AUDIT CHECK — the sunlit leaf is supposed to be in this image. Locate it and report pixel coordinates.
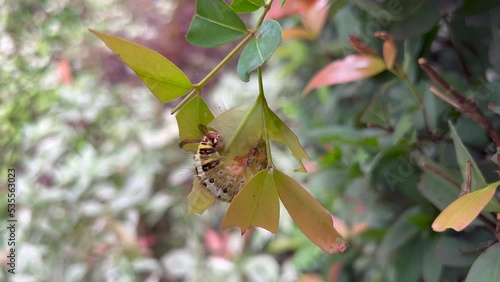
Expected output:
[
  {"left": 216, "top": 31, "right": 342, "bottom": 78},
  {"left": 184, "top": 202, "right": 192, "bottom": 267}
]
[
  {"left": 90, "top": 29, "right": 192, "bottom": 103},
  {"left": 465, "top": 242, "right": 500, "bottom": 282},
  {"left": 273, "top": 169, "right": 347, "bottom": 254},
  {"left": 186, "top": 0, "right": 248, "bottom": 47},
  {"left": 176, "top": 96, "right": 214, "bottom": 152},
  {"left": 449, "top": 121, "right": 500, "bottom": 210},
  {"left": 188, "top": 178, "right": 215, "bottom": 214},
  {"left": 237, "top": 20, "right": 282, "bottom": 82},
  {"left": 375, "top": 31, "right": 397, "bottom": 69},
  {"left": 303, "top": 55, "right": 386, "bottom": 95},
  {"left": 209, "top": 104, "right": 264, "bottom": 158},
  {"left": 231, "top": 0, "right": 265, "bottom": 13},
  {"left": 222, "top": 170, "right": 279, "bottom": 233},
  {"left": 432, "top": 181, "right": 500, "bottom": 232},
  {"left": 264, "top": 107, "right": 310, "bottom": 172}
]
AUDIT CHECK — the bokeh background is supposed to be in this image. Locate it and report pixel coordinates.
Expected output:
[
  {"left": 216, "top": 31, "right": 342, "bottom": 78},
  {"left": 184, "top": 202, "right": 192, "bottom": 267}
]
[{"left": 2, "top": 0, "right": 500, "bottom": 281}]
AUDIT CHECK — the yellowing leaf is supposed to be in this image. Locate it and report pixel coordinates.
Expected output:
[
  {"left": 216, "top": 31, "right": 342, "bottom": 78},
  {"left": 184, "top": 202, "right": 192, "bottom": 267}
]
[
  {"left": 188, "top": 178, "right": 215, "bottom": 214},
  {"left": 449, "top": 121, "right": 500, "bottom": 211},
  {"left": 90, "top": 29, "right": 192, "bottom": 103},
  {"left": 176, "top": 96, "right": 214, "bottom": 152},
  {"left": 432, "top": 181, "right": 500, "bottom": 232},
  {"left": 264, "top": 108, "right": 310, "bottom": 172},
  {"left": 303, "top": 55, "right": 386, "bottom": 95},
  {"left": 273, "top": 170, "right": 347, "bottom": 254},
  {"left": 222, "top": 170, "right": 279, "bottom": 233}
]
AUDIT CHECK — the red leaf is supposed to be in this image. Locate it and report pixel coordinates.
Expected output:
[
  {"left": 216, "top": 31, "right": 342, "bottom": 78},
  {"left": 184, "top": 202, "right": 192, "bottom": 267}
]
[{"left": 304, "top": 55, "right": 386, "bottom": 95}]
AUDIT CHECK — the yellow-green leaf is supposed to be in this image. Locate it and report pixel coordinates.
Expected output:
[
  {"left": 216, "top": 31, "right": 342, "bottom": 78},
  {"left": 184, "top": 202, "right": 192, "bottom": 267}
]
[
  {"left": 176, "top": 96, "right": 214, "bottom": 152},
  {"left": 222, "top": 170, "right": 279, "bottom": 233},
  {"left": 209, "top": 104, "right": 264, "bottom": 158},
  {"left": 432, "top": 181, "right": 500, "bottom": 232},
  {"left": 273, "top": 170, "right": 347, "bottom": 254},
  {"left": 90, "top": 29, "right": 192, "bottom": 103},
  {"left": 188, "top": 178, "right": 215, "bottom": 214},
  {"left": 449, "top": 121, "right": 500, "bottom": 211},
  {"left": 264, "top": 107, "right": 310, "bottom": 172}
]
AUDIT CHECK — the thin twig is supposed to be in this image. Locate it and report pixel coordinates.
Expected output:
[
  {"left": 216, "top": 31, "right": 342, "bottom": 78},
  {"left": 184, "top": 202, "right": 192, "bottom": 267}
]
[
  {"left": 459, "top": 161, "right": 472, "bottom": 197},
  {"left": 420, "top": 161, "right": 461, "bottom": 188},
  {"left": 418, "top": 58, "right": 500, "bottom": 147}
]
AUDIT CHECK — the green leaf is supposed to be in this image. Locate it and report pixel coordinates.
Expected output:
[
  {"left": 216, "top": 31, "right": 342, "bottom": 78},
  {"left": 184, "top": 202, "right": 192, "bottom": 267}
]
[
  {"left": 188, "top": 178, "right": 215, "bottom": 214},
  {"left": 222, "top": 170, "right": 279, "bottom": 233},
  {"left": 392, "top": 114, "right": 413, "bottom": 144},
  {"left": 264, "top": 107, "right": 310, "bottom": 172},
  {"left": 186, "top": 0, "right": 248, "bottom": 47},
  {"left": 377, "top": 207, "right": 420, "bottom": 261},
  {"left": 432, "top": 181, "right": 500, "bottom": 232},
  {"left": 449, "top": 121, "right": 500, "bottom": 211},
  {"left": 90, "top": 29, "right": 192, "bottom": 103},
  {"left": 418, "top": 170, "right": 461, "bottom": 211},
  {"left": 175, "top": 96, "right": 214, "bottom": 152},
  {"left": 422, "top": 237, "right": 442, "bottom": 282},
  {"left": 273, "top": 169, "right": 347, "bottom": 254},
  {"left": 209, "top": 95, "right": 309, "bottom": 171},
  {"left": 281, "top": 0, "right": 287, "bottom": 7},
  {"left": 465, "top": 243, "right": 500, "bottom": 282},
  {"left": 237, "top": 20, "right": 282, "bottom": 82},
  {"left": 231, "top": 0, "right": 265, "bottom": 13},
  {"left": 209, "top": 104, "right": 264, "bottom": 158}
]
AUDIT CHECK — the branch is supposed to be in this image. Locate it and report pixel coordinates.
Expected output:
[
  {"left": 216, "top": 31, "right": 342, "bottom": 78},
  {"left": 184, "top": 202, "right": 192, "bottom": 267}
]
[{"left": 418, "top": 58, "right": 500, "bottom": 148}]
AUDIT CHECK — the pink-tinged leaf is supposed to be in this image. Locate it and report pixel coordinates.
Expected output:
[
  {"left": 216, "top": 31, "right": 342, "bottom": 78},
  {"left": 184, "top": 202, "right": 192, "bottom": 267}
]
[
  {"left": 273, "top": 169, "right": 347, "bottom": 254},
  {"left": 304, "top": 55, "right": 386, "bottom": 95},
  {"left": 432, "top": 181, "right": 500, "bottom": 232},
  {"left": 222, "top": 170, "right": 280, "bottom": 234},
  {"left": 348, "top": 35, "right": 376, "bottom": 56}
]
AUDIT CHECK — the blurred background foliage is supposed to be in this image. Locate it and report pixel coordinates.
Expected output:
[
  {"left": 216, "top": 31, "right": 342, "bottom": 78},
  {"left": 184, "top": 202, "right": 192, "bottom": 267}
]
[{"left": 1, "top": 0, "right": 500, "bottom": 281}]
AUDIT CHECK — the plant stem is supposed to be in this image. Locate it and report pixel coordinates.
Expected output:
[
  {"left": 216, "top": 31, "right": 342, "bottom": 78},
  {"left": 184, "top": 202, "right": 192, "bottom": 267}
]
[
  {"left": 197, "top": 33, "right": 254, "bottom": 88},
  {"left": 392, "top": 66, "right": 431, "bottom": 134},
  {"left": 257, "top": 67, "right": 273, "bottom": 168},
  {"left": 419, "top": 58, "right": 500, "bottom": 147},
  {"left": 171, "top": 33, "right": 254, "bottom": 114},
  {"left": 171, "top": 88, "right": 198, "bottom": 114},
  {"left": 255, "top": 0, "right": 274, "bottom": 28}
]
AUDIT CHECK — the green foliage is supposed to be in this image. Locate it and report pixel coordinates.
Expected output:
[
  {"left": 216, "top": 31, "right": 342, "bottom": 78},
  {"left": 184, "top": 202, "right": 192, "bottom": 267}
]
[
  {"left": 186, "top": 0, "right": 248, "bottom": 47},
  {"left": 231, "top": 0, "right": 265, "bottom": 13},
  {"left": 237, "top": 20, "right": 282, "bottom": 82},
  {"left": 5, "top": 0, "right": 500, "bottom": 281}
]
